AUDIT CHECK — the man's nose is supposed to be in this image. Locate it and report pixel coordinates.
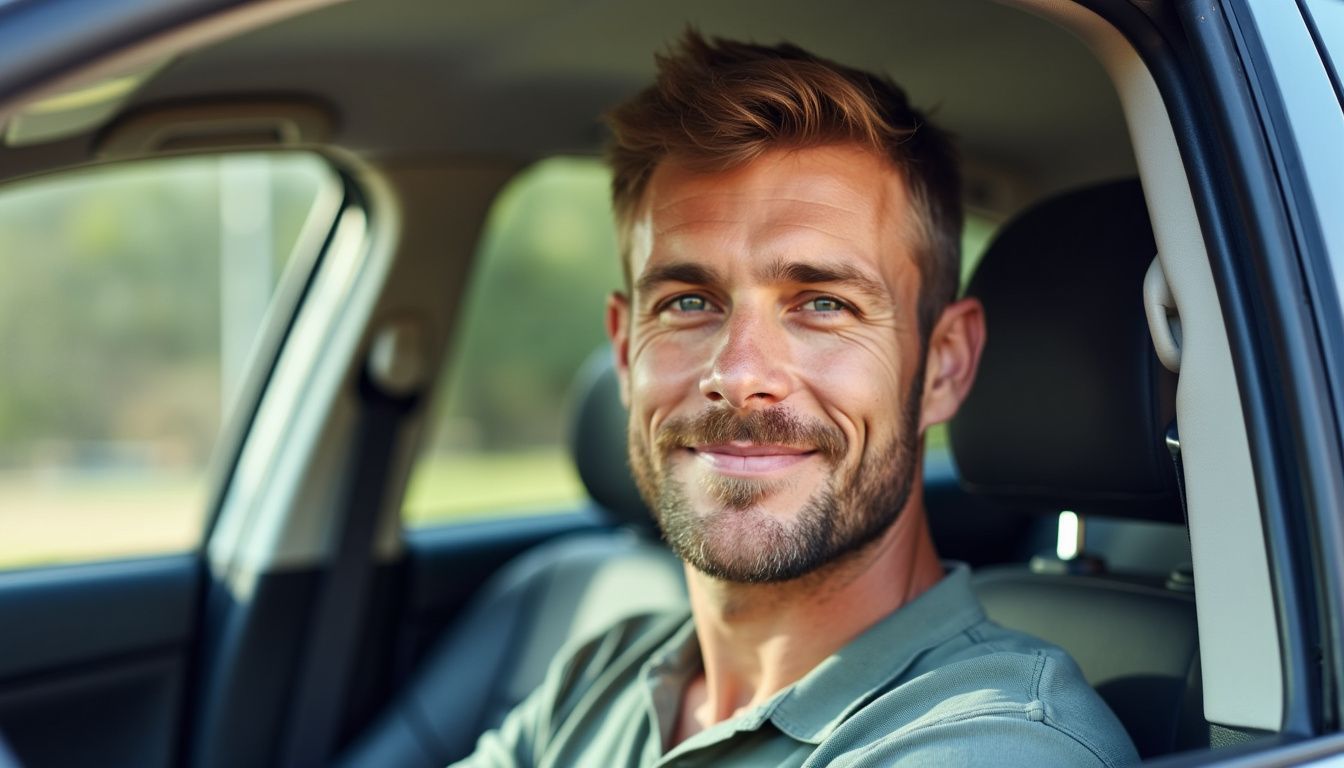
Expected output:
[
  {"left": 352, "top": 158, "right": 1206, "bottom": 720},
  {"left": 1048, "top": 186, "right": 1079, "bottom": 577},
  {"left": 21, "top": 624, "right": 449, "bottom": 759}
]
[{"left": 698, "top": 311, "right": 792, "bottom": 409}]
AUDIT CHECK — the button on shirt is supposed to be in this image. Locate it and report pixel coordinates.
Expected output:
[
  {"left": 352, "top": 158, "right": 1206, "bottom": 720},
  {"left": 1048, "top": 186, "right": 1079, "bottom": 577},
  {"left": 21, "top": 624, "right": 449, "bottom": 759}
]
[{"left": 454, "top": 564, "right": 1139, "bottom": 767}]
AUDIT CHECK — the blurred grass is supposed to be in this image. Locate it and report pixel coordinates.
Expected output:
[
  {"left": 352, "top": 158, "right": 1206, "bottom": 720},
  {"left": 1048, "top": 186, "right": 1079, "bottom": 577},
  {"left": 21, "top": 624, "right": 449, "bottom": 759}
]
[
  {"left": 403, "top": 427, "right": 955, "bottom": 527},
  {"left": 0, "top": 470, "right": 204, "bottom": 569},
  {"left": 926, "top": 423, "right": 949, "bottom": 451},
  {"left": 0, "top": 450, "right": 584, "bottom": 570},
  {"left": 1, "top": 435, "right": 960, "bottom": 570},
  {"left": 400, "top": 448, "right": 585, "bottom": 527}
]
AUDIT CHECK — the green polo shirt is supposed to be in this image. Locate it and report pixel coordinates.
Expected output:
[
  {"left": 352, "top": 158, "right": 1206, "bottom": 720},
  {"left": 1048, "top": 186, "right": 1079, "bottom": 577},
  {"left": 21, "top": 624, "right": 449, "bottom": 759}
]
[{"left": 453, "top": 564, "right": 1139, "bottom": 767}]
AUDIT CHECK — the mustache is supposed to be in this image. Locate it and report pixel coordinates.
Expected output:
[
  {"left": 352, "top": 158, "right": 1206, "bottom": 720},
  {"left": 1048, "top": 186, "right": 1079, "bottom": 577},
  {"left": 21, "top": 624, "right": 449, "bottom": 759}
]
[{"left": 654, "top": 408, "right": 846, "bottom": 463}]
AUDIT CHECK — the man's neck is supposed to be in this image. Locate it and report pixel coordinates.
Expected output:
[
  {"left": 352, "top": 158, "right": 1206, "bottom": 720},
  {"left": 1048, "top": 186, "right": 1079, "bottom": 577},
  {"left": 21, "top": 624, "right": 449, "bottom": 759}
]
[{"left": 673, "top": 497, "right": 944, "bottom": 742}]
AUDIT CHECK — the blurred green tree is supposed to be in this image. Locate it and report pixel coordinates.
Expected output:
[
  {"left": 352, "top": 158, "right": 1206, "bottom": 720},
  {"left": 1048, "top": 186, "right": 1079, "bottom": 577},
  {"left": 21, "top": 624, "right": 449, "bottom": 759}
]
[
  {"left": 0, "top": 154, "right": 327, "bottom": 469},
  {"left": 434, "top": 158, "right": 623, "bottom": 452}
]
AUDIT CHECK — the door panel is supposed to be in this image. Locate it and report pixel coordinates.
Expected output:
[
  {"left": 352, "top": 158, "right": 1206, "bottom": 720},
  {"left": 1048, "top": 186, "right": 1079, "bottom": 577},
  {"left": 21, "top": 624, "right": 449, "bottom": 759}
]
[
  {"left": 397, "top": 510, "right": 608, "bottom": 671},
  {"left": 188, "top": 567, "right": 322, "bottom": 768},
  {"left": 0, "top": 554, "right": 199, "bottom": 768}
]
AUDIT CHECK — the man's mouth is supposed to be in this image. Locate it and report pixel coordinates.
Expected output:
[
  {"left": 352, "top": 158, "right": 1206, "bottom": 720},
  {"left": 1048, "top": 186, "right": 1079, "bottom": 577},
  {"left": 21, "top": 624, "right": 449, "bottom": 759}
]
[{"left": 690, "top": 443, "right": 817, "bottom": 476}]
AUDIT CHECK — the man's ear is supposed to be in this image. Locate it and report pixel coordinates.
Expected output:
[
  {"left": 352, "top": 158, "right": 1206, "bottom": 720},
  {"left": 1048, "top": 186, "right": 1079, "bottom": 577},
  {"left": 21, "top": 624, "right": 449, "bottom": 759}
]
[
  {"left": 606, "top": 292, "right": 632, "bottom": 406},
  {"left": 919, "top": 297, "right": 986, "bottom": 432}
]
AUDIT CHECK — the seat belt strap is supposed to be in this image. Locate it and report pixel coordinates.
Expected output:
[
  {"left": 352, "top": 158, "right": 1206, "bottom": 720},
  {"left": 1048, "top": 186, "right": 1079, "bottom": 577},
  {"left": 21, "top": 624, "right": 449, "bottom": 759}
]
[
  {"left": 1165, "top": 420, "right": 1195, "bottom": 558},
  {"left": 279, "top": 379, "right": 411, "bottom": 768}
]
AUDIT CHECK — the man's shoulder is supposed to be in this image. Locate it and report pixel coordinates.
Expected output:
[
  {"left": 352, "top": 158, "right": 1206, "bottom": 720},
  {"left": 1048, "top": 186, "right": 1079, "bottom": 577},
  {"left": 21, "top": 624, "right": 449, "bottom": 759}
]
[
  {"left": 922, "top": 614, "right": 1087, "bottom": 687},
  {"left": 823, "top": 620, "right": 1139, "bottom": 767},
  {"left": 898, "top": 627, "right": 1119, "bottom": 738}
]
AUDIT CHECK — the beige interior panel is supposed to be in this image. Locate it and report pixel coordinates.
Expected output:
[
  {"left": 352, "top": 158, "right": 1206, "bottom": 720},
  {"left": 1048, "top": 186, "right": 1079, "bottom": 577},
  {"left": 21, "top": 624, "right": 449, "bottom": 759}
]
[{"left": 997, "top": 0, "right": 1283, "bottom": 732}]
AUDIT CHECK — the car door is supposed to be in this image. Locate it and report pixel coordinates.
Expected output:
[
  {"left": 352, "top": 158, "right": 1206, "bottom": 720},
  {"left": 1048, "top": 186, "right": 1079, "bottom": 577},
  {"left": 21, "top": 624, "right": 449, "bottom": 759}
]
[
  {"left": 0, "top": 148, "right": 343, "bottom": 767},
  {"left": 1148, "top": 0, "right": 1344, "bottom": 764}
]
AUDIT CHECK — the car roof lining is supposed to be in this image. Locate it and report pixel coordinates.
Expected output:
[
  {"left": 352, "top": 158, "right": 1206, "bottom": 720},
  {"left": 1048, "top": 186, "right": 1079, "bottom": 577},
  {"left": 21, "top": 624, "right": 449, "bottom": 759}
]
[{"left": 0, "top": 0, "right": 1134, "bottom": 219}]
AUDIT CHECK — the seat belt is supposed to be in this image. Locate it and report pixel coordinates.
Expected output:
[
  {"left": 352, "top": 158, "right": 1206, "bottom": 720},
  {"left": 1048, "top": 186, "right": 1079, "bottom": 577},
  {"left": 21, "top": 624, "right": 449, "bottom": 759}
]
[
  {"left": 279, "top": 336, "right": 420, "bottom": 768},
  {"left": 1164, "top": 419, "right": 1198, "bottom": 593},
  {"left": 1165, "top": 420, "right": 1189, "bottom": 525}
]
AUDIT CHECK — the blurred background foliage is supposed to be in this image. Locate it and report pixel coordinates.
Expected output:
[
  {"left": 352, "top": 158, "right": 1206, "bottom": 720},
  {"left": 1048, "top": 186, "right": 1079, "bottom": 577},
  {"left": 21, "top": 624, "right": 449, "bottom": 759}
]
[
  {"left": 0, "top": 153, "right": 330, "bottom": 566},
  {"left": 432, "top": 158, "right": 624, "bottom": 454},
  {"left": 0, "top": 155, "right": 324, "bottom": 469}
]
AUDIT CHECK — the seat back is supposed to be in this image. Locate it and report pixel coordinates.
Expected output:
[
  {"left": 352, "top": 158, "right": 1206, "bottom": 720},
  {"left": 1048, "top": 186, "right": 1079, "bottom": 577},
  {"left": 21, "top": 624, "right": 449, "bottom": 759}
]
[
  {"left": 974, "top": 570, "right": 1201, "bottom": 758},
  {"left": 950, "top": 179, "right": 1205, "bottom": 758}
]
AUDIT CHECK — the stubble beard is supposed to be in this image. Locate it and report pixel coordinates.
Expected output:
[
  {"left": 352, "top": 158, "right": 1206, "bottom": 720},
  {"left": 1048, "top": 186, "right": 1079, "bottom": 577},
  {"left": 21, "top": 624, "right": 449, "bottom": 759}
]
[{"left": 629, "top": 377, "right": 924, "bottom": 584}]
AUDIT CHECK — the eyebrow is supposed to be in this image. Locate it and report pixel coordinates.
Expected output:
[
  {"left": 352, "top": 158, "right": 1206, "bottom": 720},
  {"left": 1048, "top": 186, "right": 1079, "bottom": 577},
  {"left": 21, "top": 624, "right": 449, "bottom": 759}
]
[
  {"left": 633, "top": 258, "right": 891, "bottom": 305},
  {"left": 635, "top": 262, "right": 724, "bottom": 298},
  {"left": 758, "top": 259, "right": 890, "bottom": 303}
]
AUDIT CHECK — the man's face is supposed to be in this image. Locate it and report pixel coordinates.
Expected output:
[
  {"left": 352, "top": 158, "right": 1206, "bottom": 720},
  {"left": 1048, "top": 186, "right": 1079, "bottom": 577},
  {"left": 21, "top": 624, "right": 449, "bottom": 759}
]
[{"left": 610, "top": 145, "right": 930, "bottom": 583}]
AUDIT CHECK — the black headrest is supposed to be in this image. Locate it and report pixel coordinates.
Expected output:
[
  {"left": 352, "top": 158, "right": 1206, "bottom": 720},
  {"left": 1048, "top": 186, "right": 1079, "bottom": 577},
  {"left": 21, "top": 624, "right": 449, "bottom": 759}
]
[
  {"left": 567, "top": 350, "right": 654, "bottom": 529},
  {"left": 949, "top": 179, "right": 1181, "bottom": 522}
]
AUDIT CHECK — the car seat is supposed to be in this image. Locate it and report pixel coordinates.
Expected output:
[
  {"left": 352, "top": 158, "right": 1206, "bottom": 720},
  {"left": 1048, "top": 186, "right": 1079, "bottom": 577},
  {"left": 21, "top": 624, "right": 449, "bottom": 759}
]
[{"left": 950, "top": 178, "right": 1206, "bottom": 758}]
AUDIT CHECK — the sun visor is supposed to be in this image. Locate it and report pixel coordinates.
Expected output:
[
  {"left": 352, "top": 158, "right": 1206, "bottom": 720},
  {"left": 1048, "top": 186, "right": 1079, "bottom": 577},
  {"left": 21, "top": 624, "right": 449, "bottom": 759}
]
[
  {"left": 97, "top": 100, "right": 334, "bottom": 159},
  {"left": 0, "top": 0, "right": 348, "bottom": 149},
  {"left": 4, "top": 61, "right": 166, "bottom": 147}
]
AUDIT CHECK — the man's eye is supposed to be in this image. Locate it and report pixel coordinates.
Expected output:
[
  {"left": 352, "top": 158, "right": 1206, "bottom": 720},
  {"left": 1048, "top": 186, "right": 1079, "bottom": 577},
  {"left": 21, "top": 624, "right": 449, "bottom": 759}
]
[
  {"left": 669, "top": 295, "right": 710, "bottom": 312},
  {"left": 801, "top": 296, "right": 848, "bottom": 313}
]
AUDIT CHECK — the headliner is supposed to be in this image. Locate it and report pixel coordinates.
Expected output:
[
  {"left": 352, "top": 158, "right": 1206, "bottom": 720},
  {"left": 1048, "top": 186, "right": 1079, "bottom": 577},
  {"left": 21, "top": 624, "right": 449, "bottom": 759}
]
[{"left": 1, "top": 0, "right": 1135, "bottom": 213}]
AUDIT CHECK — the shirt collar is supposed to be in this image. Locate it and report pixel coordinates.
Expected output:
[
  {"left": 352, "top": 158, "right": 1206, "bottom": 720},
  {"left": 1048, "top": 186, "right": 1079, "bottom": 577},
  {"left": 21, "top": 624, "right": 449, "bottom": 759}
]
[
  {"left": 643, "top": 615, "right": 700, "bottom": 750},
  {"left": 767, "top": 562, "right": 985, "bottom": 744},
  {"left": 640, "top": 562, "right": 986, "bottom": 748}
]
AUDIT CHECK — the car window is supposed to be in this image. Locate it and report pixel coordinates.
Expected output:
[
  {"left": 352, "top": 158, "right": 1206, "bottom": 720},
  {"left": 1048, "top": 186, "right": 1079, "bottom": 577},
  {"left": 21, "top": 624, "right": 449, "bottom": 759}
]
[
  {"left": 0, "top": 152, "right": 338, "bottom": 568},
  {"left": 402, "top": 157, "right": 998, "bottom": 528},
  {"left": 1305, "top": 0, "right": 1344, "bottom": 97},
  {"left": 402, "top": 158, "right": 618, "bottom": 527}
]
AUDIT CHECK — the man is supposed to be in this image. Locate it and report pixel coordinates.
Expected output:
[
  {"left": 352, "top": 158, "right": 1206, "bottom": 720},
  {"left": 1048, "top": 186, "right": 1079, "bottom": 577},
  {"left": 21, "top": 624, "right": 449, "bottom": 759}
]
[{"left": 456, "top": 31, "right": 1138, "bottom": 767}]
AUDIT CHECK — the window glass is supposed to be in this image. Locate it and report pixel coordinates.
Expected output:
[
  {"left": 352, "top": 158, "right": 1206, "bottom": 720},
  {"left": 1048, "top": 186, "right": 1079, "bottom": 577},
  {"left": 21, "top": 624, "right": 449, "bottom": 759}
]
[
  {"left": 403, "top": 157, "right": 999, "bottom": 527},
  {"left": 1305, "top": 0, "right": 1344, "bottom": 98},
  {"left": 404, "top": 158, "right": 619, "bottom": 526},
  {"left": 0, "top": 153, "right": 337, "bottom": 568}
]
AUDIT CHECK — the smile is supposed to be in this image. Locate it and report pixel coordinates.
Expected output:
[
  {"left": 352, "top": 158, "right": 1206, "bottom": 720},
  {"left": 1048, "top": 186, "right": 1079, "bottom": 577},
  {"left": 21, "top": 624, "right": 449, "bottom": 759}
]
[{"left": 691, "top": 443, "right": 817, "bottom": 476}]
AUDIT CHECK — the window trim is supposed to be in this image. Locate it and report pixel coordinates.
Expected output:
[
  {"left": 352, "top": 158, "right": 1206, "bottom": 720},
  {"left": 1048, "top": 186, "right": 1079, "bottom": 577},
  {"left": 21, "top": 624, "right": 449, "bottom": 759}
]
[{"left": 200, "top": 154, "right": 349, "bottom": 543}]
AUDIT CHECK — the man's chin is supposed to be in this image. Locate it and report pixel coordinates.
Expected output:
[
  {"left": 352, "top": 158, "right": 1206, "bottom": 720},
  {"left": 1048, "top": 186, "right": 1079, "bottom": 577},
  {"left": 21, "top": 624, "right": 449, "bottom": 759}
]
[
  {"left": 698, "top": 474, "right": 783, "bottom": 511},
  {"left": 676, "top": 505, "right": 821, "bottom": 583}
]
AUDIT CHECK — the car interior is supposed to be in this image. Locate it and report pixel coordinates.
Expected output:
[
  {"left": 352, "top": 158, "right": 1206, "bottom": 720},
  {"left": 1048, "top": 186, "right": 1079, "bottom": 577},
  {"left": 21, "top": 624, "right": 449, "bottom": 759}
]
[
  {"left": 0, "top": 0, "right": 1316, "bottom": 766},
  {"left": 339, "top": 175, "right": 1204, "bottom": 766}
]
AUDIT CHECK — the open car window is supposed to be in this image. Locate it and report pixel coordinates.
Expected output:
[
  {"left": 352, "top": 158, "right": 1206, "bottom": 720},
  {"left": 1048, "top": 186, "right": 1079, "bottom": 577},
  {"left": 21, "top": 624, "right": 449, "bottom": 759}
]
[
  {"left": 0, "top": 152, "right": 338, "bottom": 568},
  {"left": 401, "top": 158, "right": 621, "bottom": 527}
]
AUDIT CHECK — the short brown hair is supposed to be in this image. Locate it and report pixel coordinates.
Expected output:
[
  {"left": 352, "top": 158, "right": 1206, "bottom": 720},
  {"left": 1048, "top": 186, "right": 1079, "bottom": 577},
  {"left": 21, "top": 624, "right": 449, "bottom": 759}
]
[{"left": 605, "top": 30, "right": 962, "bottom": 338}]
